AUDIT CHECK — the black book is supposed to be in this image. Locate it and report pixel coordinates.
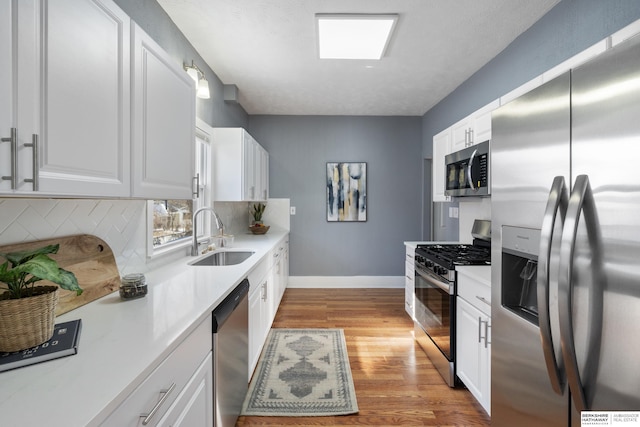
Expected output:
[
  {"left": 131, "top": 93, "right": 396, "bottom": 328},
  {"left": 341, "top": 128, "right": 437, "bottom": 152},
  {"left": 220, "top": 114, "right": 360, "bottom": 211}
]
[{"left": 0, "top": 319, "right": 82, "bottom": 373}]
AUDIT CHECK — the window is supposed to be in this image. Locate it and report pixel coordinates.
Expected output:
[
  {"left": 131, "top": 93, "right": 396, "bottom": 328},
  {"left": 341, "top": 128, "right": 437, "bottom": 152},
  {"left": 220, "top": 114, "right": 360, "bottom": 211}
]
[
  {"left": 152, "top": 199, "right": 193, "bottom": 247},
  {"left": 149, "top": 118, "right": 213, "bottom": 254}
]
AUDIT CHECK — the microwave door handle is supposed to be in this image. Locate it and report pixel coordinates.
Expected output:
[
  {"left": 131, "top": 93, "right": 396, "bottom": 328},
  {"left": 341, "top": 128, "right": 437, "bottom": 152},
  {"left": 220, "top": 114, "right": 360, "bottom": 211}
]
[
  {"left": 558, "top": 174, "right": 604, "bottom": 412},
  {"left": 466, "top": 149, "right": 478, "bottom": 191},
  {"left": 538, "top": 176, "right": 568, "bottom": 395}
]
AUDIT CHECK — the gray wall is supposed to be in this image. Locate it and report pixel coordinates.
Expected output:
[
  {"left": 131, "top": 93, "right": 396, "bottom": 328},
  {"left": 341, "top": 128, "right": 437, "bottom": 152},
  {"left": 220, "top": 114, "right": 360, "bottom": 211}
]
[
  {"left": 114, "top": 0, "right": 248, "bottom": 129},
  {"left": 249, "top": 116, "right": 422, "bottom": 276},
  {"left": 422, "top": 0, "right": 640, "bottom": 158}
]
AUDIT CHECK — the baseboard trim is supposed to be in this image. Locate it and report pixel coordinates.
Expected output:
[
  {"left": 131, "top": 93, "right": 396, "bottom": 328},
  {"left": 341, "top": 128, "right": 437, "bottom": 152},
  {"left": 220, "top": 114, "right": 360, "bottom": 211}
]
[{"left": 287, "top": 276, "right": 404, "bottom": 289}]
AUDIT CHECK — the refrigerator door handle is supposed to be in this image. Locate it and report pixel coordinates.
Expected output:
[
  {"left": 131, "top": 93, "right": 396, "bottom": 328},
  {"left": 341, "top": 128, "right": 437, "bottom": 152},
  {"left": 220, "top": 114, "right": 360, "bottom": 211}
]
[
  {"left": 538, "top": 175, "right": 568, "bottom": 395},
  {"left": 558, "top": 174, "right": 604, "bottom": 412}
]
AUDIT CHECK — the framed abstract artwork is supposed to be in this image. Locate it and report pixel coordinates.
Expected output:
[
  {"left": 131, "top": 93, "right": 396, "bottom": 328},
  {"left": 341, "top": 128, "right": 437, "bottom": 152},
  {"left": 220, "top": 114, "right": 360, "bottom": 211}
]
[{"left": 326, "top": 162, "right": 367, "bottom": 222}]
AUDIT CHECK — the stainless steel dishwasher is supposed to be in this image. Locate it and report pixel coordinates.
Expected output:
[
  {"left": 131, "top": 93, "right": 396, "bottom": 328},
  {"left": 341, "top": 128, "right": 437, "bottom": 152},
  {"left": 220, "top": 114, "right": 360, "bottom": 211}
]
[{"left": 212, "top": 278, "right": 249, "bottom": 427}]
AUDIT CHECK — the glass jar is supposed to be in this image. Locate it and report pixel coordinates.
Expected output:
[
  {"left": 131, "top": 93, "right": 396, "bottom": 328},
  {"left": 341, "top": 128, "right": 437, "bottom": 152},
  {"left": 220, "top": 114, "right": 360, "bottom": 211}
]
[{"left": 119, "top": 273, "right": 148, "bottom": 300}]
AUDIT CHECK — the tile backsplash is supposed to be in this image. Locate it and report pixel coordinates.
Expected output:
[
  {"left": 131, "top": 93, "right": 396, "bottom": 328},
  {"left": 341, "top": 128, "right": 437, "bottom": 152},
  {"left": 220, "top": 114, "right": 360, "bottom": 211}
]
[
  {"left": 0, "top": 198, "right": 148, "bottom": 274},
  {"left": 0, "top": 197, "right": 291, "bottom": 275}
]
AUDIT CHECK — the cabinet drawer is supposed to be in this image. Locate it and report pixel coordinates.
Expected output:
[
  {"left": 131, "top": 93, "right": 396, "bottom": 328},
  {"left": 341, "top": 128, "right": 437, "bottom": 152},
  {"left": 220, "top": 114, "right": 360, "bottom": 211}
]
[
  {"left": 405, "top": 260, "right": 415, "bottom": 279},
  {"left": 405, "top": 246, "right": 415, "bottom": 262},
  {"left": 101, "top": 315, "right": 212, "bottom": 426},
  {"left": 457, "top": 271, "right": 491, "bottom": 315}
]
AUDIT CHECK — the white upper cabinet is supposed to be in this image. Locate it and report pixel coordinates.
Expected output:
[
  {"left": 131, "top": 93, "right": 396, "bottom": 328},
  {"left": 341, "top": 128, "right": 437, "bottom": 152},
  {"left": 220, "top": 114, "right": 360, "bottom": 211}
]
[
  {"left": 1, "top": 0, "right": 131, "bottom": 196},
  {"left": 1, "top": 1, "right": 196, "bottom": 199},
  {"left": 450, "top": 99, "right": 500, "bottom": 153},
  {"left": 131, "top": 23, "right": 195, "bottom": 199},
  {"left": 432, "top": 128, "right": 451, "bottom": 202},
  {"left": 0, "top": 0, "right": 13, "bottom": 191},
  {"left": 213, "top": 128, "right": 269, "bottom": 202}
]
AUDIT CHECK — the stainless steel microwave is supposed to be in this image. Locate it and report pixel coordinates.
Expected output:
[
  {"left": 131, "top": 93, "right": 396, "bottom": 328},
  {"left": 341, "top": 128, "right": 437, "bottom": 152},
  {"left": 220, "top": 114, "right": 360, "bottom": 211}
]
[{"left": 444, "top": 140, "right": 490, "bottom": 197}]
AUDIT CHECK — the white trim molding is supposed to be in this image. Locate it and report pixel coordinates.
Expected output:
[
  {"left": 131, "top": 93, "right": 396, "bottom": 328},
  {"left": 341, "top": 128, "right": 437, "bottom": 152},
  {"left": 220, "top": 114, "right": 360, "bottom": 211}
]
[{"left": 287, "top": 276, "right": 404, "bottom": 289}]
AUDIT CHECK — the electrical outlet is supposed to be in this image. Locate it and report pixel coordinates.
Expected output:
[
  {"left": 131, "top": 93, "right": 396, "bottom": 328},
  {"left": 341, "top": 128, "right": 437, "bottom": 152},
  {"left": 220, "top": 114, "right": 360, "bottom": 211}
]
[{"left": 290, "top": 206, "right": 296, "bottom": 215}]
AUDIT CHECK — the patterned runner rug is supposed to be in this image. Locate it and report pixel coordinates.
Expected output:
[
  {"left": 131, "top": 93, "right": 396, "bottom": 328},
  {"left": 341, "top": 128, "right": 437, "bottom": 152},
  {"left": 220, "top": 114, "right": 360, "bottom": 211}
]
[{"left": 241, "top": 328, "right": 359, "bottom": 417}]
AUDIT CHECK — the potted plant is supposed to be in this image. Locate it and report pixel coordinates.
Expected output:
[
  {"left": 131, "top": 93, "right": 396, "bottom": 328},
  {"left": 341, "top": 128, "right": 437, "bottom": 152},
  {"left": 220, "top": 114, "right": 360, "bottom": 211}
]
[
  {"left": 249, "top": 203, "right": 270, "bottom": 234},
  {"left": 0, "top": 244, "right": 82, "bottom": 352},
  {"left": 251, "top": 203, "right": 266, "bottom": 225}
]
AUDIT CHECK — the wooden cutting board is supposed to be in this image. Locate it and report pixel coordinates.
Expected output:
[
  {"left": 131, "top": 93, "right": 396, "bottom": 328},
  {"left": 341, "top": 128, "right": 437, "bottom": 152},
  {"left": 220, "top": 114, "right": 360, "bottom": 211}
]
[{"left": 0, "top": 234, "right": 121, "bottom": 316}]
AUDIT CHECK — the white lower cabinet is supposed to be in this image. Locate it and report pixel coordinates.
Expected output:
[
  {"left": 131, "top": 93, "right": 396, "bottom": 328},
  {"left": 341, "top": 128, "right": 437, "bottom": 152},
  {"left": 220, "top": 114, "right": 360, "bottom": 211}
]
[
  {"left": 247, "top": 236, "right": 289, "bottom": 379},
  {"left": 404, "top": 245, "right": 415, "bottom": 319},
  {"left": 157, "top": 352, "right": 213, "bottom": 427},
  {"left": 101, "top": 315, "right": 212, "bottom": 427},
  {"left": 456, "top": 269, "right": 491, "bottom": 415}
]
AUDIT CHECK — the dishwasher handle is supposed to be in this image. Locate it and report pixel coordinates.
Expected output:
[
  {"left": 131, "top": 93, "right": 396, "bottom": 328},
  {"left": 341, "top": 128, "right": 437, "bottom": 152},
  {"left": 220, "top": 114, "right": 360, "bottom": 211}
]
[{"left": 212, "top": 278, "right": 250, "bottom": 332}]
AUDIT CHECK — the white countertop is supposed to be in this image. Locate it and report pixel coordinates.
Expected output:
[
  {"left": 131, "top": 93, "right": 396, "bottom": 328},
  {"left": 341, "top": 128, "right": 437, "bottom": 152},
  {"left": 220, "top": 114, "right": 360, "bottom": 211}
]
[{"left": 0, "top": 229, "right": 289, "bottom": 426}]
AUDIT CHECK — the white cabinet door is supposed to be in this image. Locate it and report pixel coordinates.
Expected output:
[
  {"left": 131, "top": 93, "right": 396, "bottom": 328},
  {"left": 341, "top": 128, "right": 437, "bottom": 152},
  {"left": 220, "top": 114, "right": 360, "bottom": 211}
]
[
  {"left": 456, "top": 296, "right": 491, "bottom": 415},
  {"left": 432, "top": 129, "right": 451, "bottom": 202},
  {"left": 450, "top": 99, "right": 500, "bottom": 153},
  {"left": 213, "top": 128, "right": 269, "bottom": 202},
  {"left": 101, "top": 316, "right": 212, "bottom": 426},
  {"left": 131, "top": 23, "right": 195, "bottom": 199},
  {"left": 0, "top": 0, "right": 13, "bottom": 192},
  {"left": 257, "top": 145, "right": 269, "bottom": 201},
  {"left": 158, "top": 353, "right": 213, "bottom": 427},
  {"left": 248, "top": 285, "right": 263, "bottom": 380},
  {"left": 243, "top": 132, "right": 256, "bottom": 200},
  {"left": 451, "top": 117, "right": 472, "bottom": 152},
  {"left": 4, "top": 0, "right": 131, "bottom": 196},
  {"left": 472, "top": 99, "right": 500, "bottom": 144}
]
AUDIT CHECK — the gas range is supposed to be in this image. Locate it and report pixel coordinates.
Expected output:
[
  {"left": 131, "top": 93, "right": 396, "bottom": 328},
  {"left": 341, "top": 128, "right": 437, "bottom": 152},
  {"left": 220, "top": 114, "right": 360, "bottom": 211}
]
[
  {"left": 415, "top": 242, "right": 490, "bottom": 281},
  {"left": 412, "top": 219, "right": 491, "bottom": 388},
  {"left": 415, "top": 219, "right": 492, "bottom": 281}
]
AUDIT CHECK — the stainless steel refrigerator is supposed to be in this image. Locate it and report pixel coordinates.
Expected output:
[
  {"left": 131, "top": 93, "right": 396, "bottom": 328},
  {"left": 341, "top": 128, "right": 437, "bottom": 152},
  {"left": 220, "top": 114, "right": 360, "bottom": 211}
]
[{"left": 491, "top": 33, "right": 640, "bottom": 426}]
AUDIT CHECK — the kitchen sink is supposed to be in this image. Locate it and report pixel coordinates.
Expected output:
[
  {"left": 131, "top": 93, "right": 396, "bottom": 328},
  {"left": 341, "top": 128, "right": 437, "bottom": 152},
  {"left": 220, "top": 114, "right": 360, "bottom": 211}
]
[{"left": 189, "top": 251, "right": 255, "bottom": 266}]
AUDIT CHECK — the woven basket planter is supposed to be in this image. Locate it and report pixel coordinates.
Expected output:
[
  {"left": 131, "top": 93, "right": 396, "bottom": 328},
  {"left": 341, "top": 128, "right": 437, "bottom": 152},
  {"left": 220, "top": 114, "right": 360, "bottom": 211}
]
[{"left": 0, "top": 286, "right": 59, "bottom": 353}]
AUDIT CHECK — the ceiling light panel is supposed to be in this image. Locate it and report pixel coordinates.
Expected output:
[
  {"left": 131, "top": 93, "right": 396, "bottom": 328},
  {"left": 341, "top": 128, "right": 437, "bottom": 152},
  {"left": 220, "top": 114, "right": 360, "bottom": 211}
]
[{"left": 316, "top": 14, "right": 398, "bottom": 60}]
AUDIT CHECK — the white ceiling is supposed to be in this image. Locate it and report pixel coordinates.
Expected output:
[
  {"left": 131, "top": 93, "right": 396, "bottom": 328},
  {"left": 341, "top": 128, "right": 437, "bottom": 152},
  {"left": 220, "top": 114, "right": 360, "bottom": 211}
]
[{"left": 157, "top": 0, "right": 560, "bottom": 116}]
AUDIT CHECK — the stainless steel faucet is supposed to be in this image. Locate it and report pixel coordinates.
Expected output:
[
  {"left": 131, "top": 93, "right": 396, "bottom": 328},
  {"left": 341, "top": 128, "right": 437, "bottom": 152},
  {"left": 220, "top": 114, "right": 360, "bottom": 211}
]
[{"left": 191, "top": 207, "right": 224, "bottom": 256}]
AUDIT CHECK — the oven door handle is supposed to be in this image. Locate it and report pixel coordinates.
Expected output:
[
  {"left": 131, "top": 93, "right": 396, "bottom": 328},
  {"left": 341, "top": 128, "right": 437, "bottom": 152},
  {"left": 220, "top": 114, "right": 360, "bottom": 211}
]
[{"left": 415, "top": 265, "right": 453, "bottom": 295}]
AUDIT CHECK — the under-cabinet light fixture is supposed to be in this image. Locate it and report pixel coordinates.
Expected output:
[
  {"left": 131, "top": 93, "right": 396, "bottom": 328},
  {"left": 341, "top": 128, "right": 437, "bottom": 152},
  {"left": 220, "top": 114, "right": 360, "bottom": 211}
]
[
  {"left": 316, "top": 13, "right": 398, "bottom": 60},
  {"left": 183, "top": 60, "right": 210, "bottom": 99}
]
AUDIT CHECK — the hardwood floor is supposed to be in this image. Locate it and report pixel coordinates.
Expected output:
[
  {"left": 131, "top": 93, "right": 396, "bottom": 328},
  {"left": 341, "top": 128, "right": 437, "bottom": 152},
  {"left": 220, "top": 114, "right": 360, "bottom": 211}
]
[{"left": 236, "top": 288, "right": 491, "bottom": 427}]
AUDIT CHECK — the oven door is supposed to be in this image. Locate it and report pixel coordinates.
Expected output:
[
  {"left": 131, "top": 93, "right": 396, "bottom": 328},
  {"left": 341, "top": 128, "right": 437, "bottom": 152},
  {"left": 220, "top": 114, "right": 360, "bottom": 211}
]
[{"left": 414, "top": 263, "right": 455, "bottom": 361}]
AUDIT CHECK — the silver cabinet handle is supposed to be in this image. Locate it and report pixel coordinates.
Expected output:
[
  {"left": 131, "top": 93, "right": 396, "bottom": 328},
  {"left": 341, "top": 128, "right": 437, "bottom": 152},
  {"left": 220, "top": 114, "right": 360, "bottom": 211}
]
[
  {"left": 192, "top": 173, "right": 200, "bottom": 199},
  {"left": 469, "top": 128, "right": 474, "bottom": 145},
  {"left": 1, "top": 127, "right": 17, "bottom": 189},
  {"left": 484, "top": 321, "right": 491, "bottom": 348},
  {"left": 538, "top": 176, "right": 568, "bottom": 395},
  {"left": 261, "top": 282, "right": 267, "bottom": 301},
  {"left": 478, "top": 316, "right": 483, "bottom": 344},
  {"left": 466, "top": 149, "right": 478, "bottom": 191},
  {"left": 23, "top": 134, "right": 38, "bottom": 191},
  {"left": 558, "top": 174, "right": 604, "bottom": 412},
  {"left": 140, "top": 382, "right": 176, "bottom": 425},
  {"left": 475, "top": 295, "right": 491, "bottom": 307}
]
